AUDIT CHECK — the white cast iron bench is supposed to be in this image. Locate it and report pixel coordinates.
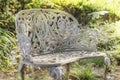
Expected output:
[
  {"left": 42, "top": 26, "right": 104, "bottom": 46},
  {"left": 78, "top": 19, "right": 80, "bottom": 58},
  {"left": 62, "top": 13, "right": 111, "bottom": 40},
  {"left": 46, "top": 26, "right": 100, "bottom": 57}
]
[{"left": 15, "top": 9, "right": 110, "bottom": 80}]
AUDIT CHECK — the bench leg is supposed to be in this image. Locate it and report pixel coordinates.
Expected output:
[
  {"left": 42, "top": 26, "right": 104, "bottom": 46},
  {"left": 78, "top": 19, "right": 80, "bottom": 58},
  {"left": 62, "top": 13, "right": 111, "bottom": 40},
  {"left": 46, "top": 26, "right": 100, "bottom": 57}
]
[
  {"left": 21, "top": 64, "right": 26, "bottom": 80},
  {"left": 18, "top": 62, "right": 26, "bottom": 80},
  {"left": 66, "top": 63, "right": 70, "bottom": 80},
  {"left": 104, "top": 57, "right": 111, "bottom": 80},
  {"left": 49, "top": 66, "right": 64, "bottom": 80},
  {"left": 104, "top": 66, "right": 109, "bottom": 80}
]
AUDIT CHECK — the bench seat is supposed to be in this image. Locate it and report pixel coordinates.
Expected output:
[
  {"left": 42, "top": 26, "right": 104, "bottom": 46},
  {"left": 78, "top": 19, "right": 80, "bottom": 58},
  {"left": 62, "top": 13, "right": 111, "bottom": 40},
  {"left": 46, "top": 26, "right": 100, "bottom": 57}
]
[{"left": 22, "top": 51, "right": 106, "bottom": 67}]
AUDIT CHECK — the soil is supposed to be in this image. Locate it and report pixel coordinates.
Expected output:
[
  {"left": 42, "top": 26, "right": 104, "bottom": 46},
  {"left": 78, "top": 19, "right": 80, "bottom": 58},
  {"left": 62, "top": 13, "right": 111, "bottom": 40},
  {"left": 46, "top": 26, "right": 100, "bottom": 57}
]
[
  {"left": 94, "top": 66, "right": 120, "bottom": 80},
  {"left": 0, "top": 66, "right": 120, "bottom": 80}
]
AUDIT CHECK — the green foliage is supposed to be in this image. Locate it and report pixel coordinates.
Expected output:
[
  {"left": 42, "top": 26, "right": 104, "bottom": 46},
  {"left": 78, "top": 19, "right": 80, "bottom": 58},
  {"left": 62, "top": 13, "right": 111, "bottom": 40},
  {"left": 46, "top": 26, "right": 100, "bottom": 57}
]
[
  {"left": 77, "top": 58, "right": 104, "bottom": 68},
  {"left": 0, "top": 0, "right": 31, "bottom": 31},
  {"left": 38, "top": 0, "right": 120, "bottom": 25},
  {"left": 91, "top": 58, "right": 104, "bottom": 67},
  {"left": 69, "top": 63, "right": 95, "bottom": 80},
  {"left": 0, "top": 28, "right": 16, "bottom": 72},
  {"left": 0, "top": 0, "right": 119, "bottom": 30},
  {"left": 0, "top": 0, "right": 16, "bottom": 31},
  {"left": 97, "top": 21, "right": 120, "bottom": 52},
  {"left": 95, "top": 21, "right": 120, "bottom": 68}
]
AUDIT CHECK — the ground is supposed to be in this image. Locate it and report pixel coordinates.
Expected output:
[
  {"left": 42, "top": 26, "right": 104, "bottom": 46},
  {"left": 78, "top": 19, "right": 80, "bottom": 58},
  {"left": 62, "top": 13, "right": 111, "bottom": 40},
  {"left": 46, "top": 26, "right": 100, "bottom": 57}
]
[
  {"left": 107, "top": 66, "right": 120, "bottom": 80},
  {"left": 94, "top": 66, "right": 120, "bottom": 80},
  {"left": 0, "top": 66, "right": 120, "bottom": 80}
]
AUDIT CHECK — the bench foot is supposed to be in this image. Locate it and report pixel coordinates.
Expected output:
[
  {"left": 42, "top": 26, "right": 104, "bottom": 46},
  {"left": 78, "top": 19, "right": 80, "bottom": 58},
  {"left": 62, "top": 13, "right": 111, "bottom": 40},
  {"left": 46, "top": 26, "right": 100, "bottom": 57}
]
[
  {"left": 104, "top": 57, "right": 111, "bottom": 80},
  {"left": 18, "top": 62, "right": 26, "bottom": 80},
  {"left": 49, "top": 66, "right": 64, "bottom": 80}
]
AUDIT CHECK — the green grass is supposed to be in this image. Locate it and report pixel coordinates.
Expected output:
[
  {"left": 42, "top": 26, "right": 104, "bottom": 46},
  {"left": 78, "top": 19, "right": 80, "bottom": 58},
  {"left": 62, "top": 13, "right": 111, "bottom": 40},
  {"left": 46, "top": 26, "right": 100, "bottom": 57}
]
[{"left": 69, "top": 62, "right": 95, "bottom": 80}]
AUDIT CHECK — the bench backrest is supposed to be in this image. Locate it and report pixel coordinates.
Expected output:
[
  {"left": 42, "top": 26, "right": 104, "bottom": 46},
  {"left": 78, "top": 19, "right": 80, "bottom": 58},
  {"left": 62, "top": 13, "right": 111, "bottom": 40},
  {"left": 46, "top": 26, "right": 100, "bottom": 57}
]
[{"left": 15, "top": 9, "right": 97, "bottom": 55}]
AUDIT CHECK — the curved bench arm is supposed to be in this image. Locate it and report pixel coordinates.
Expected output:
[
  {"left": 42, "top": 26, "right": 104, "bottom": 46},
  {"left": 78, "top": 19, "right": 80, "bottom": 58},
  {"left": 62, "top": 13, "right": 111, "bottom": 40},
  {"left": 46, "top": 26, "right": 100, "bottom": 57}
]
[{"left": 17, "top": 33, "right": 31, "bottom": 60}]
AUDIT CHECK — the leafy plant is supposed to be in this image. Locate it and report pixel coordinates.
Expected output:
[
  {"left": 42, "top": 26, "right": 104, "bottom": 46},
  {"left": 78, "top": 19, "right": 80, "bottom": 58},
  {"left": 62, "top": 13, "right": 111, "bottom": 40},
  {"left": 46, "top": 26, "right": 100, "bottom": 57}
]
[
  {"left": 69, "top": 63, "right": 95, "bottom": 80},
  {"left": 0, "top": 28, "right": 16, "bottom": 72}
]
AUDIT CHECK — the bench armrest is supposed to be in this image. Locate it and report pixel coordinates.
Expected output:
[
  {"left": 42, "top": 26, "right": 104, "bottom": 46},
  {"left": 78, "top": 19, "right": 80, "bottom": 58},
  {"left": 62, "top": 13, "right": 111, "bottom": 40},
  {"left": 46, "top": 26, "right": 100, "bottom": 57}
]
[{"left": 17, "top": 33, "right": 31, "bottom": 60}]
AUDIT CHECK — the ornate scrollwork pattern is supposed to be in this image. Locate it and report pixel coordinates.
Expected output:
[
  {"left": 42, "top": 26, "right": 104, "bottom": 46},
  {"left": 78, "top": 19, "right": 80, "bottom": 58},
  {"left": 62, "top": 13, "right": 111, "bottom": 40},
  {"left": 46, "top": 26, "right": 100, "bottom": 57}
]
[{"left": 15, "top": 9, "right": 99, "bottom": 56}]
